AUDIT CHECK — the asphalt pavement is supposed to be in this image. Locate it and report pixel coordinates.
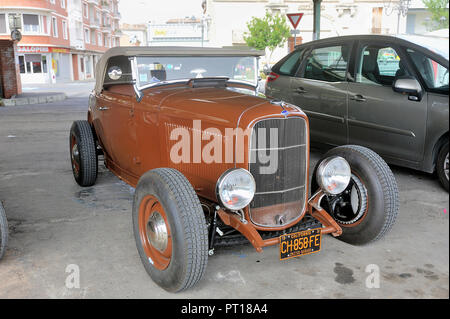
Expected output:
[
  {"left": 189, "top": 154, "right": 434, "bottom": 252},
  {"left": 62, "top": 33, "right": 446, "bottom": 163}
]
[{"left": 0, "top": 82, "right": 448, "bottom": 298}]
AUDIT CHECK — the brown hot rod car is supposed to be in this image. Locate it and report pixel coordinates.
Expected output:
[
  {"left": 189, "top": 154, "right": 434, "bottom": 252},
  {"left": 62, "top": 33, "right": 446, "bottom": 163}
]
[{"left": 70, "top": 47, "right": 399, "bottom": 292}]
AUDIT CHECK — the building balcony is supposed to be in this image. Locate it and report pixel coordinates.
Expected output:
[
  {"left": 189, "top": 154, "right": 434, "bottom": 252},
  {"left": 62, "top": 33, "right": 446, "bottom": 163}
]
[
  {"left": 113, "top": 12, "right": 121, "bottom": 20},
  {"left": 101, "top": 0, "right": 111, "bottom": 12},
  {"left": 86, "top": 0, "right": 100, "bottom": 5},
  {"left": 89, "top": 19, "right": 101, "bottom": 29},
  {"left": 102, "top": 24, "right": 112, "bottom": 33}
]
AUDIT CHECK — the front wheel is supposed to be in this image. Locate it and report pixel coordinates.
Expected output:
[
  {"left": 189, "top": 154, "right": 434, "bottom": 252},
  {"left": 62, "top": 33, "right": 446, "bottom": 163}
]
[
  {"left": 312, "top": 145, "right": 399, "bottom": 245},
  {"left": 0, "top": 202, "right": 8, "bottom": 260},
  {"left": 436, "top": 142, "right": 449, "bottom": 192},
  {"left": 132, "top": 168, "right": 208, "bottom": 292}
]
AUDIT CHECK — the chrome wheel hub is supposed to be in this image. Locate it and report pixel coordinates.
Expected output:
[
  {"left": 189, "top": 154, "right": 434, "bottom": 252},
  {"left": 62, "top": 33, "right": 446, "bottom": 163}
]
[
  {"left": 71, "top": 144, "right": 79, "bottom": 161},
  {"left": 146, "top": 212, "right": 168, "bottom": 252}
]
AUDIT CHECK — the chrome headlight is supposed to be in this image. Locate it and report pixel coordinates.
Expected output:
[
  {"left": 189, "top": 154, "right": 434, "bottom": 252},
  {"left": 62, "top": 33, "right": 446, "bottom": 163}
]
[
  {"left": 316, "top": 156, "right": 351, "bottom": 195},
  {"left": 216, "top": 168, "right": 256, "bottom": 211}
]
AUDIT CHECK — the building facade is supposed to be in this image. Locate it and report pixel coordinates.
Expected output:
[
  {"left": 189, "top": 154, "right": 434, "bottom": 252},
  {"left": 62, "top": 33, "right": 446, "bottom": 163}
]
[
  {"left": 147, "top": 17, "right": 207, "bottom": 46},
  {"left": 203, "top": 0, "right": 419, "bottom": 64},
  {"left": 120, "top": 23, "right": 147, "bottom": 46},
  {"left": 0, "top": 0, "right": 121, "bottom": 84}
]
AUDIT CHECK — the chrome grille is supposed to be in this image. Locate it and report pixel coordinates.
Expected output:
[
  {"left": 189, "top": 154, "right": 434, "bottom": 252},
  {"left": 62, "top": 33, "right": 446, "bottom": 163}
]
[{"left": 249, "top": 117, "right": 307, "bottom": 227}]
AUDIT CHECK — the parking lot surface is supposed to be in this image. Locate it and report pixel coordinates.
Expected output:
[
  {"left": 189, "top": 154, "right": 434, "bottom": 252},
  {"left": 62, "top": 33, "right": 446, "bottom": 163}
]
[{"left": 0, "top": 83, "right": 448, "bottom": 298}]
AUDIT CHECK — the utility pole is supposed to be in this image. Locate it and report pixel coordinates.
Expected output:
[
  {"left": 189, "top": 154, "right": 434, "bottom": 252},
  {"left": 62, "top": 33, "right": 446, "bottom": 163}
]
[{"left": 313, "top": 0, "right": 322, "bottom": 40}]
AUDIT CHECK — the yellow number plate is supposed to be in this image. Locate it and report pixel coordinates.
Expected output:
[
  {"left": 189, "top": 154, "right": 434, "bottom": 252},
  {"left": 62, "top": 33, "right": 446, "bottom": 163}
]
[{"left": 279, "top": 228, "right": 322, "bottom": 260}]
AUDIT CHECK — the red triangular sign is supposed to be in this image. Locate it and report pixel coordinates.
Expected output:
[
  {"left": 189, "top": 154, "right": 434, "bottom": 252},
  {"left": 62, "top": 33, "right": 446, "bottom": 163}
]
[{"left": 287, "top": 13, "right": 304, "bottom": 29}]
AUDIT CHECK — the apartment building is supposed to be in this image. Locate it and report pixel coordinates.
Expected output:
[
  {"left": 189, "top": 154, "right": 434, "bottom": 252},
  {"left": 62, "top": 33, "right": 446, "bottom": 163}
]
[
  {"left": 70, "top": 0, "right": 121, "bottom": 81},
  {"left": 0, "top": 0, "right": 121, "bottom": 84}
]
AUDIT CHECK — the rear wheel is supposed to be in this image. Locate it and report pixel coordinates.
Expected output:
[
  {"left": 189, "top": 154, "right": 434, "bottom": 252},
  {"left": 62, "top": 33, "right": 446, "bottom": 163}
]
[
  {"left": 312, "top": 145, "right": 399, "bottom": 245},
  {"left": 0, "top": 202, "right": 8, "bottom": 260},
  {"left": 69, "top": 120, "right": 98, "bottom": 187},
  {"left": 132, "top": 168, "right": 208, "bottom": 292},
  {"left": 436, "top": 142, "right": 449, "bottom": 192}
]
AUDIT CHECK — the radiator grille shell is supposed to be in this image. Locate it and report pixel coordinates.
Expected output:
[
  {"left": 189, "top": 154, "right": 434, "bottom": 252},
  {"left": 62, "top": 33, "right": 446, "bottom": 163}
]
[{"left": 249, "top": 117, "right": 308, "bottom": 227}]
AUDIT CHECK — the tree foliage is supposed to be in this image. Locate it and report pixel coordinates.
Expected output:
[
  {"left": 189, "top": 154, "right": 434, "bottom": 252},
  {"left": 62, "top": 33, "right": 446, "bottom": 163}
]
[
  {"left": 244, "top": 12, "right": 291, "bottom": 64},
  {"left": 423, "top": 0, "right": 449, "bottom": 30}
]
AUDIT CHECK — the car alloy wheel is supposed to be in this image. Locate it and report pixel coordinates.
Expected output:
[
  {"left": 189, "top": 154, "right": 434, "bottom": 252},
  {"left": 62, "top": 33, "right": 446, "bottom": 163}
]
[{"left": 138, "top": 195, "right": 172, "bottom": 270}]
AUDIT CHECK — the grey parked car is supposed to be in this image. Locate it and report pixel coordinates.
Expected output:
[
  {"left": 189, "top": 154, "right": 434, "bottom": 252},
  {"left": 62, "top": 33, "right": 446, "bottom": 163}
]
[{"left": 266, "top": 35, "right": 449, "bottom": 191}]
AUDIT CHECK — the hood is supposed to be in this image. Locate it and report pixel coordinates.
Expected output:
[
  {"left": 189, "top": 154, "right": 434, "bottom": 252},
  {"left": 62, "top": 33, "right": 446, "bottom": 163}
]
[{"left": 152, "top": 86, "right": 273, "bottom": 128}]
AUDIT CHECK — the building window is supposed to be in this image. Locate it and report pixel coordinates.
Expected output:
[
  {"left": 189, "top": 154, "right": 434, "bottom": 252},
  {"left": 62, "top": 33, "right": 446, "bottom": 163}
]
[
  {"left": 0, "top": 14, "right": 6, "bottom": 34},
  {"left": 83, "top": 3, "right": 88, "bottom": 19},
  {"left": 23, "top": 14, "right": 40, "bottom": 33},
  {"left": 61, "top": 0, "right": 66, "bottom": 9},
  {"left": 98, "top": 32, "right": 102, "bottom": 46},
  {"left": 85, "top": 28, "right": 90, "bottom": 43},
  {"left": 50, "top": 0, "right": 56, "bottom": 4},
  {"left": 19, "top": 56, "right": 26, "bottom": 73},
  {"left": 91, "top": 32, "right": 96, "bottom": 45},
  {"left": 20, "top": 54, "right": 44, "bottom": 74},
  {"left": 86, "top": 57, "right": 92, "bottom": 75},
  {"left": 62, "top": 20, "right": 68, "bottom": 39},
  {"left": 52, "top": 16, "right": 58, "bottom": 37}
]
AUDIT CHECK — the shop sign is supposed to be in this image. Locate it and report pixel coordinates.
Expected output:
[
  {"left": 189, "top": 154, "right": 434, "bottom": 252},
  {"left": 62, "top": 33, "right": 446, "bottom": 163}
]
[{"left": 17, "top": 46, "right": 70, "bottom": 54}]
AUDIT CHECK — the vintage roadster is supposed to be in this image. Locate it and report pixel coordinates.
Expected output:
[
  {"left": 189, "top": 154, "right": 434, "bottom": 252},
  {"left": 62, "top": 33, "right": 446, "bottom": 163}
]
[{"left": 70, "top": 47, "right": 399, "bottom": 292}]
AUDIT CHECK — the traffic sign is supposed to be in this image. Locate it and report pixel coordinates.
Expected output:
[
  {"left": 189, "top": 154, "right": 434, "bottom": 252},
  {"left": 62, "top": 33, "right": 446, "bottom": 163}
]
[{"left": 286, "top": 13, "right": 304, "bottom": 29}]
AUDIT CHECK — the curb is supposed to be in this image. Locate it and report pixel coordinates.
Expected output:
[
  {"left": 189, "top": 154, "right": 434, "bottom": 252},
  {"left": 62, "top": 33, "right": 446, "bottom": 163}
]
[{"left": 0, "top": 93, "right": 67, "bottom": 107}]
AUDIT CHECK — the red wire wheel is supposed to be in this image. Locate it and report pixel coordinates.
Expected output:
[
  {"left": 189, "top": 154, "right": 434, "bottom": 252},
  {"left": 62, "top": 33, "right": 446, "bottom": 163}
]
[
  {"left": 70, "top": 134, "right": 80, "bottom": 179},
  {"left": 138, "top": 195, "right": 172, "bottom": 270}
]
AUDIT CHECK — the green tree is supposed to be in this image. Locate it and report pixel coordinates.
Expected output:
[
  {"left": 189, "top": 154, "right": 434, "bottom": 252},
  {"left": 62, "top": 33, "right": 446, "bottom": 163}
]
[
  {"left": 423, "top": 0, "right": 449, "bottom": 31},
  {"left": 244, "top": 12, "right": 291, "bottom": 66}
]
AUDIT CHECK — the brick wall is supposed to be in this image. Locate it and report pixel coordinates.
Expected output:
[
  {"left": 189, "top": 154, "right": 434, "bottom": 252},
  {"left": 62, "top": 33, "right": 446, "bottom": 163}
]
[{"left": 0, "top": 40, "right": 22, "bottom": 99}]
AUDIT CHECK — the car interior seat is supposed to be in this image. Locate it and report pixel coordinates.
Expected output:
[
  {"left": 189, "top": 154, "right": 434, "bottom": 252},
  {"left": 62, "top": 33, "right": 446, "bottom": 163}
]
[{"left": 361, "top": 52, "right": 380, "bottom": 84}]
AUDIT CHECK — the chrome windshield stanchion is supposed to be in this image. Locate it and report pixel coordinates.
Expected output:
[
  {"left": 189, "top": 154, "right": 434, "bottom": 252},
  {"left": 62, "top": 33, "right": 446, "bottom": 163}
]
[{"left": 129, "top": 57, "right": 144, "bottom": 102}]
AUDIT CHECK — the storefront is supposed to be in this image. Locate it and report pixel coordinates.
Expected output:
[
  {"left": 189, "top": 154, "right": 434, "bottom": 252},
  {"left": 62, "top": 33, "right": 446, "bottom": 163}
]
[
  {"left": 17, "top": 46, "right": 72, "bottom": 84},
  {"left": 71, "top": 52, "right": 101, "bottom": 81}
]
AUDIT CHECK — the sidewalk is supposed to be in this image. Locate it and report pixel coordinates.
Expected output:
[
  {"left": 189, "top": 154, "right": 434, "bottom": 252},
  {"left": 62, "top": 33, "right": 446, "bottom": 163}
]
[{"left": 0, "top": 92, "right": 66, "bottom": 107}]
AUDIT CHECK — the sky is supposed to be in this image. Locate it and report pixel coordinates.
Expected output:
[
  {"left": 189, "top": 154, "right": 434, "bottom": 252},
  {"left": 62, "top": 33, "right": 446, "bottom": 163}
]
[{"left": 118, "top": 0, "right": 205, "bottom": 24}]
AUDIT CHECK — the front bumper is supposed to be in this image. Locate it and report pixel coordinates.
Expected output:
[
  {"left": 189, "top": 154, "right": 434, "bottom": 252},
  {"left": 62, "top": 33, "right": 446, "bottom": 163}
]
[{"left": 217, "top": 190, "right": 342, "bottom": 253}]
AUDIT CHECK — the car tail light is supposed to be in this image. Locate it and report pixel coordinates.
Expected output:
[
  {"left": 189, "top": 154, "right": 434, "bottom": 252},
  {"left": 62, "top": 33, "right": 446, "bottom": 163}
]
[{"left": 266, "top": 72, "right": 279, "bottom": 82}]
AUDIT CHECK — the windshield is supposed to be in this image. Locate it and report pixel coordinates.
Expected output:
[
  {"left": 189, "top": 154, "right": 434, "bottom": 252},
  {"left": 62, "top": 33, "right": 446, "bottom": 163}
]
[{"left": 135, "top": 56, "right": 258, "bottom": 88}]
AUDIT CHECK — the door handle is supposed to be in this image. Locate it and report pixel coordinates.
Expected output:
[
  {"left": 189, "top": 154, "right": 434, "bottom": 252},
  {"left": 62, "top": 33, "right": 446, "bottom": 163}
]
[
  {"left": 98, "top": 106, "right": 109, "bottom": 111},
  {"left": 349, "top": 94, "right": 366, "bottom": 102},
  {"left": 294, "top": 87, "right": 307, "bottom": 94}
]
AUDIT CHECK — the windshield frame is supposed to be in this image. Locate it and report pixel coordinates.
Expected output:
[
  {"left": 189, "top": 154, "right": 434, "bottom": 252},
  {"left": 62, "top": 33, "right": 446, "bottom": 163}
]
[{"left": 130, "top": 55, "right": 259, "bottom": 91}]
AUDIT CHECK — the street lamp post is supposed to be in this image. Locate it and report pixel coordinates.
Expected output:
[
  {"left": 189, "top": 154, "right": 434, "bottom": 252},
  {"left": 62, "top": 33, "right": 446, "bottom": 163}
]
[{"left": 384, "top": 0, "right": 411, "bottom": 34}]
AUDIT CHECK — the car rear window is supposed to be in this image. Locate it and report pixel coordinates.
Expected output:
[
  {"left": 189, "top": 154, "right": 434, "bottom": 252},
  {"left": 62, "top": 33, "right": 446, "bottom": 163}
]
[
  {"left": 272, "top": 48, "right": 305, "bottom": 76},
  {"left": 103, "top": 56, "right": 133, "bottom": 87}
]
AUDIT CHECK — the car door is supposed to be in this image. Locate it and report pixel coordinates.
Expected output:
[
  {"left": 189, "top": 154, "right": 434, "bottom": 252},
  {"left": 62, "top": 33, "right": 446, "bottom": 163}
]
[
  {"left": 95, "top": 56, "right": 138, "bottom": 175},
  {"left": 404, "top": 46, "right": 449, "bottom": 172},
  {"left": 346, "top": 41, "right": 427, "bottom": 164},
  {"left": 290, "top": 42, "right": 352, "bottom": 147}
]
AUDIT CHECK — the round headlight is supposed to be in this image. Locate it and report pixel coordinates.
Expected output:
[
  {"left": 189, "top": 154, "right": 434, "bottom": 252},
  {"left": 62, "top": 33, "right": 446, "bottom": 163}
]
[
  {"left": 216, "top": 168, "right": 256, "bottom": 211},
  {"left": 316, "top": 156, "right": 351, "bottom": 195}
]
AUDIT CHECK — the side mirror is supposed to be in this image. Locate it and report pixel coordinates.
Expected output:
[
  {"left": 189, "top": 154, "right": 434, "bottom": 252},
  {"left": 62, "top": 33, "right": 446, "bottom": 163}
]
[
  {"left": 392, "top": 76, "right": 423, "bottom": 101},
  {"left": 263, "top": 64, "right": 271, "bottom": 76}
]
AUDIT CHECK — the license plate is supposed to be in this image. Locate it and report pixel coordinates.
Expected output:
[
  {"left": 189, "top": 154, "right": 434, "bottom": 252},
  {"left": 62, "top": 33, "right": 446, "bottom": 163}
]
[{"left": 279, "top": 228, "right": 322, "bottom": 260}]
